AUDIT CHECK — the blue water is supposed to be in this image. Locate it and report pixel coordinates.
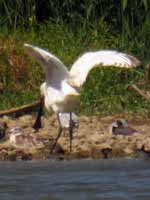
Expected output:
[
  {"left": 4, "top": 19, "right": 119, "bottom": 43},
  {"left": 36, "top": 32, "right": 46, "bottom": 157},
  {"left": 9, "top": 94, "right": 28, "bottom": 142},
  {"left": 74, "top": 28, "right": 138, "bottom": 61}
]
[{"left": 0, "top": 159, "right": 150, "bottom": 200}]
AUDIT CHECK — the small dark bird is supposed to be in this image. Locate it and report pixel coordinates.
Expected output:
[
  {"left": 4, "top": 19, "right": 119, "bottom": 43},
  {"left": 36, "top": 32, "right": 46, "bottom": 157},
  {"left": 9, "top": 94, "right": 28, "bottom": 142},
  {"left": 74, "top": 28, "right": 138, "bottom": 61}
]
[
  {"left": 109, "top": 119, "right": 138, "bottom": 135},
  {"left": 0, "top": 122, "right": 7, "bottom": 139}
]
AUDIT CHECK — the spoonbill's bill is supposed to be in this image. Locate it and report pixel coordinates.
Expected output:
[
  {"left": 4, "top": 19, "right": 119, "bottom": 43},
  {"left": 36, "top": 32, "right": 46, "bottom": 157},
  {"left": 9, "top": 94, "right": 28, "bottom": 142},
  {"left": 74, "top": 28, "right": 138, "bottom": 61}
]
[{"left": 24, "top": 43, "right": 140, "bottom": 152}]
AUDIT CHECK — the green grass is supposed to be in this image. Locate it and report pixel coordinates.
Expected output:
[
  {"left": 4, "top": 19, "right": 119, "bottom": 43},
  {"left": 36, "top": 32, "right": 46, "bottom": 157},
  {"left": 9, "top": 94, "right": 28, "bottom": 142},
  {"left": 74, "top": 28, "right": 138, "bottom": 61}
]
[{"left": 0, "top": 22, "right": 150, "bottom": 116}]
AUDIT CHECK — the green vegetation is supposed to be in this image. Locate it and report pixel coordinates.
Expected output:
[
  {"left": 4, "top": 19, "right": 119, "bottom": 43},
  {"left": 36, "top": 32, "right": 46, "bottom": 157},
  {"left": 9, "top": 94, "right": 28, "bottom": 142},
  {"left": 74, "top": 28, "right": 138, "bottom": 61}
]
[{"left": 0, "top": 1, "right": 150, "bottom": 115}]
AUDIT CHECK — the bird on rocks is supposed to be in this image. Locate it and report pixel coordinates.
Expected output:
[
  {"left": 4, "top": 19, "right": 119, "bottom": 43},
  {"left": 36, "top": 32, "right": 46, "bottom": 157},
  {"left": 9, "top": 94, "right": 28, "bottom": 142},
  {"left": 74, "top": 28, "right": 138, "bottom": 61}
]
[
  {"left": 109, "top": 119, "right": 139, "bottom": 135},
  {"left": 9, "top": 126, "right": 25, "bottom": 145},
  {"left": 24, "top": 43, "right": 140, "bottom": 152},
  {"left": 9, "top": 126, "right": 42, "bottom": 147}
]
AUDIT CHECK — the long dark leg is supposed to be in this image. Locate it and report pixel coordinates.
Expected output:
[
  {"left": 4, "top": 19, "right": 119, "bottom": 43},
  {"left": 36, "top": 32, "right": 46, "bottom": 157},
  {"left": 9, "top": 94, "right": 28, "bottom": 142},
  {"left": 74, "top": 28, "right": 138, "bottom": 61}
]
[
  {"left": 50, "top": 113, "right": 62, "bottom": 153},
  {"left": 69, "top": 112, "right": 73, "bottom": 152},
  {"left": 33, "top": 97, "right": 44, "bottom": 131}
]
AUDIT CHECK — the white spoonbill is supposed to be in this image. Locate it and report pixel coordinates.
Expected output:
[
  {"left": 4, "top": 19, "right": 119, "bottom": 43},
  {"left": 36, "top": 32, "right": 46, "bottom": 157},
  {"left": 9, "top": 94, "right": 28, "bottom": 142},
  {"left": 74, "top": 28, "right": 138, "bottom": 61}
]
[{"left": 24, "top": 43, "right": 140, "bottom": 152}]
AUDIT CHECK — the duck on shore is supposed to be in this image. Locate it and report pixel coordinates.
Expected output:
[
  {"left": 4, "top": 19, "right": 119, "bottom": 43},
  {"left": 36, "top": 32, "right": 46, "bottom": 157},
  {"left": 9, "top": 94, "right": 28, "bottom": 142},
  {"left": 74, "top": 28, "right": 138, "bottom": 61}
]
[
  {"left": 9, "top": 126, "right": 43, "bottom": 147},
  {"left": 109, "top": 119, "right": 139, "bottom": 135}
]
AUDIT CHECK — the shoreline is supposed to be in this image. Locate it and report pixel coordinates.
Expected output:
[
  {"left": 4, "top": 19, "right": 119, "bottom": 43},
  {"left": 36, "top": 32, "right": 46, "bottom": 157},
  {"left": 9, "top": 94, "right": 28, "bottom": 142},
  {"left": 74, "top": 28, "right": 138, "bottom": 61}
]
[{"left": 0, "top": 113, "right": 150, "bottom": 161}]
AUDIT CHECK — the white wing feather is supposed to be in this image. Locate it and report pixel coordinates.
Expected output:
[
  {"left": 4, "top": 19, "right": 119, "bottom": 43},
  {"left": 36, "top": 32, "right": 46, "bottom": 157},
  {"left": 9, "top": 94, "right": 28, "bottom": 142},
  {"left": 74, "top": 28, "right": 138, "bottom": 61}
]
[
  {"left": 24, "top": 44, "right": 69, "bottom": 85},
  {"left": 69, "top": 50, "right": 140, "bottom": 88}
]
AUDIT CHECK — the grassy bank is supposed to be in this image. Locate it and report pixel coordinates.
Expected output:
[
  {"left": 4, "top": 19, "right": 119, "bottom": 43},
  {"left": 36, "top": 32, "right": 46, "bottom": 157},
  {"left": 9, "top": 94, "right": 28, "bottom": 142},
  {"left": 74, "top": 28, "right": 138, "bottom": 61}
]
[{"left": 0, "top": 22, "right": 150, "bottom": 115}]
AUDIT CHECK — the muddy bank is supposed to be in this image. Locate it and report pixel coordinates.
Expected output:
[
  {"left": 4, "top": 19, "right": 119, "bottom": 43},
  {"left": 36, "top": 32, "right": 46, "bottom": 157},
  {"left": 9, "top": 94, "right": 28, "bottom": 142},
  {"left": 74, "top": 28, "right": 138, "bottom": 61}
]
[{"left": 0, "top": 113, "right": 150, "bottom": 161}]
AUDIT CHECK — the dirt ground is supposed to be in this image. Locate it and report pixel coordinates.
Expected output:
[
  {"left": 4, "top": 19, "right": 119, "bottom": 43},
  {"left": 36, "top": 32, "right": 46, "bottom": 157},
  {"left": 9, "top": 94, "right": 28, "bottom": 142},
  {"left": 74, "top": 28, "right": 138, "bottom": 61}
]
[{"left": 0, "top": 112, "right": 150, "bottom": 161}]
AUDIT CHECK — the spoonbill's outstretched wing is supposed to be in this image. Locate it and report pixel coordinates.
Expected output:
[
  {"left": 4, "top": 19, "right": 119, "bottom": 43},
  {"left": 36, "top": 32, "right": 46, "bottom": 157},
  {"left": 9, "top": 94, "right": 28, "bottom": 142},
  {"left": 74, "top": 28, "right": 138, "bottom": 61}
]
[
  {"left": 68, "top": 50, "right": 141, "bottom": 88},
  {"left": 24, "top": 44, "right": 69, "bottom": 85}
]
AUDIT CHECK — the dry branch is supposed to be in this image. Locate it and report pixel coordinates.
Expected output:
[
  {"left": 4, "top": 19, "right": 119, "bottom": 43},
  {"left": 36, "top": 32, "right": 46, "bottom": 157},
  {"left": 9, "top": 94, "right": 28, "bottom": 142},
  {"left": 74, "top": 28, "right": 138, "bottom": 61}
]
[
  {"left": 128, "top": 84, "right": 150, "bottom": 101},
  {"left": 0, "top": 100, "right": 41, "bottom": 118}
]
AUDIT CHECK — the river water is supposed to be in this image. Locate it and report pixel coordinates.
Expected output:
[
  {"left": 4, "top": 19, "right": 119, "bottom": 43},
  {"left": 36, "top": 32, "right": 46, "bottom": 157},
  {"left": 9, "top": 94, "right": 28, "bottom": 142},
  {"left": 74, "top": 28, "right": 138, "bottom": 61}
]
[{"left": 0, "top": 158, "right": 150, "bottom": 200}]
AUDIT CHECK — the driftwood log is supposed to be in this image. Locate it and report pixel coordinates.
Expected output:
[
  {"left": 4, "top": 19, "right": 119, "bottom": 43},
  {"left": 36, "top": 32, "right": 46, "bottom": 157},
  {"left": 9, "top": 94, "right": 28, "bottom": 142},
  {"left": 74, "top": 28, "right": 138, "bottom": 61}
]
[{"left": 0, "top": 100, "right": 41, "bottom": 118}]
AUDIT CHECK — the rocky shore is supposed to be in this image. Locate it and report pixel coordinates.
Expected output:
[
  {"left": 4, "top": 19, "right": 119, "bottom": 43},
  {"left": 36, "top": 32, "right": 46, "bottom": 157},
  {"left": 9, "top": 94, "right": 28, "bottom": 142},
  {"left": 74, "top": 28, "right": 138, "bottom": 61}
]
[{"left": 0, "top": 113, "right": 150, "bottom": 161}]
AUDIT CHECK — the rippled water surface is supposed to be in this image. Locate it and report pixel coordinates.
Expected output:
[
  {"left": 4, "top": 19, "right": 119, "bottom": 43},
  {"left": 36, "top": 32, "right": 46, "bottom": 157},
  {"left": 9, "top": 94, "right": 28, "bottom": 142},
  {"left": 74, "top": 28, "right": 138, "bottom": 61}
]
[{"left": 0, "top": 159, "right": 150, "bottom": 200}]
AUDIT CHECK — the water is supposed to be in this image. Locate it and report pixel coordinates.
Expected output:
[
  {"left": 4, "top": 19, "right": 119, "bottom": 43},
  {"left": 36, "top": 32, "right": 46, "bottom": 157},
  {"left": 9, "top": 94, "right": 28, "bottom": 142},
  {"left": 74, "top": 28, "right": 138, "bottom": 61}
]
[{"left": 0, "top": 159, "right": 150, "bottom": 200}]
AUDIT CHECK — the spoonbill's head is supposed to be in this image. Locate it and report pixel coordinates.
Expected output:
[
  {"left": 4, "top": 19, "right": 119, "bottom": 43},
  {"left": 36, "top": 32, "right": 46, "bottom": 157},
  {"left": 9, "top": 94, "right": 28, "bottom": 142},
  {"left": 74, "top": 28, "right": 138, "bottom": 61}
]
[{"left": 63, "top": 93, "right": 80, "bottom": 109}]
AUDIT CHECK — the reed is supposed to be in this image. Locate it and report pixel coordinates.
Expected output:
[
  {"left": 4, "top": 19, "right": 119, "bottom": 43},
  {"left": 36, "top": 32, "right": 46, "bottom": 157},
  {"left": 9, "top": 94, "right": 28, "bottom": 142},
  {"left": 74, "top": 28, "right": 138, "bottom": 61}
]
[
  {"left": 0, "top": 1, "right": 150, "bottom": 115},
  {"left": 0, "top": 1, "right": 149, "bottom": 30}
]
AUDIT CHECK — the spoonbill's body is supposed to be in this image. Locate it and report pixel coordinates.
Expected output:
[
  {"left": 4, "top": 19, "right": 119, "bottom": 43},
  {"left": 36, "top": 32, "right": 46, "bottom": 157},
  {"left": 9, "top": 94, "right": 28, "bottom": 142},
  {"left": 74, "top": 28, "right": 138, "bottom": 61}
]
[{"left": 24, "top": 43, "right": 140, "bottom": 152}]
